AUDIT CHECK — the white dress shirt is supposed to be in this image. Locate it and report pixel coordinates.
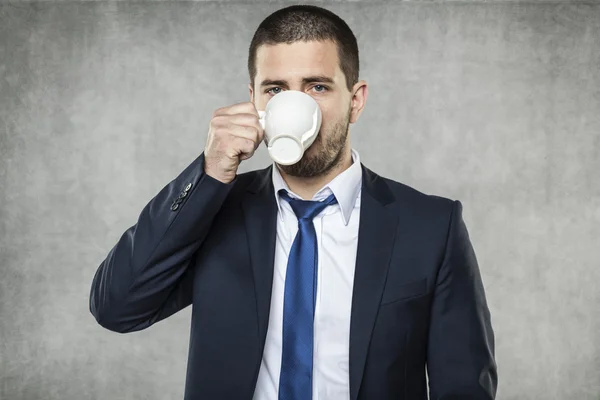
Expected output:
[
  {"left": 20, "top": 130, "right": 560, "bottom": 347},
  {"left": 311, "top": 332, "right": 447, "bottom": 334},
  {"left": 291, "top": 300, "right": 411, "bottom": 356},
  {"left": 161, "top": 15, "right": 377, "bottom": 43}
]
[{"left": 252, "top": 148, "right": 363, "bottom": 400}]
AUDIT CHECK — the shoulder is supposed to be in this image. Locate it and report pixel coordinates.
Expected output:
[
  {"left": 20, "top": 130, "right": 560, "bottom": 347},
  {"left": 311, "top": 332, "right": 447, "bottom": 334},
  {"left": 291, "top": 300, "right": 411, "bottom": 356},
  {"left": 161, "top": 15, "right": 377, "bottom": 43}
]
[{"left": 364, "top": 165, "right": 458, "bottom": 224}]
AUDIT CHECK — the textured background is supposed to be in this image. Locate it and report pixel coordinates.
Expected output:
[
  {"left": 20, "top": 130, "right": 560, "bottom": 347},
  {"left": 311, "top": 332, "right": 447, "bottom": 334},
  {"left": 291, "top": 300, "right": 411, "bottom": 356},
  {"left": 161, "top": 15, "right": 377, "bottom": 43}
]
[{"left": 1, "top": 1, "right": 599, "bottom": 399}]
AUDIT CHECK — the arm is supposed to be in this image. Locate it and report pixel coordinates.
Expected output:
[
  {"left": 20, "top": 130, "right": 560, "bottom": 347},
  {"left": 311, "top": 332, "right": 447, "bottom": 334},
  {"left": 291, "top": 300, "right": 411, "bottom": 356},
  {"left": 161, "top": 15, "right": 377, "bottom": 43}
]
[
  {"left": 89, "top": 152, "right": 234, "bottom": 333},
  {"left": 427, "top": 200, "right": 498, "bottom": 399}
]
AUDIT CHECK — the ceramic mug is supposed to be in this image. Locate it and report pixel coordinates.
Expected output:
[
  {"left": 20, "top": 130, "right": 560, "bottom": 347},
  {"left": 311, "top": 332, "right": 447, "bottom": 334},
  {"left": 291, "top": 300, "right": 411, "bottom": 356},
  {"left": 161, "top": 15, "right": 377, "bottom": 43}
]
[{"left": 257, "top": 90, "right": 322, "bottom": 165}]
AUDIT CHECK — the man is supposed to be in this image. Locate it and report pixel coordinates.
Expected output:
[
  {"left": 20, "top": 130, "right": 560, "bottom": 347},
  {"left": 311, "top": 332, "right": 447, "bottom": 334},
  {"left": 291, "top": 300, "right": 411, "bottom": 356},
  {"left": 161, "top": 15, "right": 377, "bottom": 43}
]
[{"left": 89, "top": 4, "right": 498, "bottom": 400}]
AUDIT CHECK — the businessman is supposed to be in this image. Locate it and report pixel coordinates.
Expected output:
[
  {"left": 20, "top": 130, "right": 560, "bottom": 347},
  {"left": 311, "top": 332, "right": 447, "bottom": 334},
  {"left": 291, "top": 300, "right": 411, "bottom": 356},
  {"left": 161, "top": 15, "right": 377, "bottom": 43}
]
[{"left": 89, "top": 4, "right": 498, "bottom": 399}]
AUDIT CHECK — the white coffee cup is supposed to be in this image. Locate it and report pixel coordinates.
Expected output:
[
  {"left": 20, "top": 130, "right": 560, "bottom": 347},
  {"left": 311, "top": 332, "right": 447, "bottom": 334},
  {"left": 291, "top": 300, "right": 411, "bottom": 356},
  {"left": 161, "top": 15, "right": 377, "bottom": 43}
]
[{"left": 257, "top": 90, "right": 322, "bottom": 165}]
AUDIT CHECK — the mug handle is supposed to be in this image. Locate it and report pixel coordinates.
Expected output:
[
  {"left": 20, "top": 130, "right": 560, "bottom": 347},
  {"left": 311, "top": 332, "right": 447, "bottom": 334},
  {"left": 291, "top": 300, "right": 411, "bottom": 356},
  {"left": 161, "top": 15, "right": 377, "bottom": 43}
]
[
  {"left": 258, "top": 110, "right": 266, "bottom": 130},
  {"left": 300, "top": 108, "right": 320, "bottom": 148}
]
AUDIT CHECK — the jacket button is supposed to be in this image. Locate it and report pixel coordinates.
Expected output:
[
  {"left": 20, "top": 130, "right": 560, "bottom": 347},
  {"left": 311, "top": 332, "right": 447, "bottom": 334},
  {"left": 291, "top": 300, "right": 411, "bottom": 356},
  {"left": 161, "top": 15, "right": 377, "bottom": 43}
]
[
  {"left": 185, "top": 183, "right": 192, "bottom": 192},
  {"left": 171, "top": 203, "right": 179, "bottom": 211}
]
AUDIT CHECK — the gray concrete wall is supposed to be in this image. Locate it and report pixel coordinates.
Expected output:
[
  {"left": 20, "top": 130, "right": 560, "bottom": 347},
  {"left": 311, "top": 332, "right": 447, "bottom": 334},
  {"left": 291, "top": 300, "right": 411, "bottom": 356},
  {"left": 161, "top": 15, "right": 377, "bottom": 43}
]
[{"left": 1, "top": 1, "right": 598, "bottom": 399}]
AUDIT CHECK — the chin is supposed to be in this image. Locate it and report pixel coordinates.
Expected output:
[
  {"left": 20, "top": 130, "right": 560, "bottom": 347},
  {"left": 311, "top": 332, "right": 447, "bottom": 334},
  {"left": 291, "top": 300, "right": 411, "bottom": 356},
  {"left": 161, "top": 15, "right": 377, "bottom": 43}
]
[{"left": 278, "top": 122, "right": 347, "bottom": 178}]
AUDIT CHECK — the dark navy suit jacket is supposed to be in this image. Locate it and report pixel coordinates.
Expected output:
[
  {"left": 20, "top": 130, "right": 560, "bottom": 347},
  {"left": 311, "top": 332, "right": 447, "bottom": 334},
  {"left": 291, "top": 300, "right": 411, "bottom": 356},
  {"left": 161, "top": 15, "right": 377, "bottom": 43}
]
[{"left": 89, "top": 152, "right": 497, "bottom": 399}]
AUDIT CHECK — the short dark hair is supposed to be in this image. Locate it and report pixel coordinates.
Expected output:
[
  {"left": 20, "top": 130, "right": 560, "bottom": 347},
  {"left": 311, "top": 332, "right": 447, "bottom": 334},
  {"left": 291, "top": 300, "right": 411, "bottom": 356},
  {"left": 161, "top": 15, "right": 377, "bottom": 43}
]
[{"left": 248, "top": 5, "right": 360, "bottom": 93}]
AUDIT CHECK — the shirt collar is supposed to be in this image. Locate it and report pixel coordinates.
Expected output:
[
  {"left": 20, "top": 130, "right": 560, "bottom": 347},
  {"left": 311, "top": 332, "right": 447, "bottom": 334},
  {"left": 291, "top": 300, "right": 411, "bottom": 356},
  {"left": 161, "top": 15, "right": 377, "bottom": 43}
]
[{"left": 271, "top": 148, "right": 362, "bottom": 226}]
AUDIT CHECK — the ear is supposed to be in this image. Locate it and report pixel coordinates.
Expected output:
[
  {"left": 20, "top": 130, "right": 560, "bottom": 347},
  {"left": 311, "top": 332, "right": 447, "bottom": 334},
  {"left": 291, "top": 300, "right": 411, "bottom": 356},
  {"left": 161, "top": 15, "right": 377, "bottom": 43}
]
[{"left": 349, "top": 80, "right": 368, "bottom": 124}]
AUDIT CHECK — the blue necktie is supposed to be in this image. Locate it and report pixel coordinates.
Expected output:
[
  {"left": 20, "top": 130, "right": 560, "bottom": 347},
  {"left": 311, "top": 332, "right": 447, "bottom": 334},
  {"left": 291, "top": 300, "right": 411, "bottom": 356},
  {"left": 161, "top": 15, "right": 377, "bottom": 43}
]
[{"left": 278, "top": 189, "right": 338, "bottom": 400}]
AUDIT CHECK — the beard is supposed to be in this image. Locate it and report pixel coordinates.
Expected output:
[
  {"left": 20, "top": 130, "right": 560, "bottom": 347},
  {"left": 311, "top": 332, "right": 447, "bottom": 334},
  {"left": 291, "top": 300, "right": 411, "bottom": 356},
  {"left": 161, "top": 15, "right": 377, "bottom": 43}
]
[{"left": 278, "top": 106, "right": 351, "bottom": 178}]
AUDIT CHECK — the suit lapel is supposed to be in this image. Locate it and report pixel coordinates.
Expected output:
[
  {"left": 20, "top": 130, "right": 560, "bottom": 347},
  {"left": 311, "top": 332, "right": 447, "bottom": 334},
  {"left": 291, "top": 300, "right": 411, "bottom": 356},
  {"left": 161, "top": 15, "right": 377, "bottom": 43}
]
[
  {"left": 241, "top": 166, "right": 278, "bottom": 351},
  {"left": 349, "top": 164, "right": 399, "bottom": 400}
]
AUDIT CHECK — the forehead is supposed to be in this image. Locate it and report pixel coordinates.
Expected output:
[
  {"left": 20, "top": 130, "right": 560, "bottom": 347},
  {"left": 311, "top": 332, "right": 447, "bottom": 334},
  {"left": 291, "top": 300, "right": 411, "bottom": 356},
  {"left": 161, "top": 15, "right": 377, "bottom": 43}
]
[{"left": 255, "top": 40, "right": 342, "bottom": 83}]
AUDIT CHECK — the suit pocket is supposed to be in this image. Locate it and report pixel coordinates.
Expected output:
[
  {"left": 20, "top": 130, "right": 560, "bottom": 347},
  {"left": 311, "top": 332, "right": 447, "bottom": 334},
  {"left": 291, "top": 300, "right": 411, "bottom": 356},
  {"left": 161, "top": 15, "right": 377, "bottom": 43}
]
[{"left": 380, "top": 277, "right": 428, "bottom": 306}]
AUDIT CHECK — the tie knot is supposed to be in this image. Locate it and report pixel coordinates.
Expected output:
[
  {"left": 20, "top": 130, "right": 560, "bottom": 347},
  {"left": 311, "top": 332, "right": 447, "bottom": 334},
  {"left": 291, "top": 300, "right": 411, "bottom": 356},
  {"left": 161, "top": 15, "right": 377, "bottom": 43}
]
[{"left": 279, "top": 190, "right": 338, "bottom": 221}]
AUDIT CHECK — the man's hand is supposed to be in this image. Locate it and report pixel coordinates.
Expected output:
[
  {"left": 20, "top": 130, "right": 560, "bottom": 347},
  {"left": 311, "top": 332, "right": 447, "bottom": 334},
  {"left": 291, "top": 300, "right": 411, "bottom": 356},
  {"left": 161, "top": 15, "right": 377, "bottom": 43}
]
[{"left": 204, "top": 102, "right": 264, "bottom": 184}]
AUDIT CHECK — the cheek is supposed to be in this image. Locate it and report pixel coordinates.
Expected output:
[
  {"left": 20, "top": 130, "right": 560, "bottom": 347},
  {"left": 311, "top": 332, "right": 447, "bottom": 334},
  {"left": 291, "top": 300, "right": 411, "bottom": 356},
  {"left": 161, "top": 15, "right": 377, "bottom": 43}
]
[
  {"left": 318, "top": 105, "right": 330, "bottom": 120},
  {"left": 318, "top": 110, "right": 331, "bottom": 132},
  {"left": 318, "top": 100, "right": 344, "bottom": 127}
]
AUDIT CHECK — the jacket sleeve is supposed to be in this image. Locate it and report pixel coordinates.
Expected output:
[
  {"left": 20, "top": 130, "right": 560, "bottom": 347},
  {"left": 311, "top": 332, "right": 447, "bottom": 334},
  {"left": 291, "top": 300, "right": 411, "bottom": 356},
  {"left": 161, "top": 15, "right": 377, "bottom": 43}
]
[
  {"left": 89, "top": 152, "right": 235, "bottom": 333},
  {"left": 427, "top": 200, "right": 498, "bottom": 399}
]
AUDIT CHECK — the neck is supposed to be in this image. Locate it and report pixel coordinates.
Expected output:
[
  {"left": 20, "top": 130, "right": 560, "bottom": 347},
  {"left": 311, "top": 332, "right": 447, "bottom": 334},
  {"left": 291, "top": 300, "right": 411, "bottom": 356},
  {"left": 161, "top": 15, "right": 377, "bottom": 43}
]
[{"left": 278, "top": 145, "right": 354, "bottom": 200}]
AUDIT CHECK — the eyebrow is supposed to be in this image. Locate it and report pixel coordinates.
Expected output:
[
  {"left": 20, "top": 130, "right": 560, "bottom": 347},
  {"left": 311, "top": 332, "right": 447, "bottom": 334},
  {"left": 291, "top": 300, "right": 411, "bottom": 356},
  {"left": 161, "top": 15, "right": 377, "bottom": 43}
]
[{"left": 260, "top": 75, "right": 335, "bottom": 88}]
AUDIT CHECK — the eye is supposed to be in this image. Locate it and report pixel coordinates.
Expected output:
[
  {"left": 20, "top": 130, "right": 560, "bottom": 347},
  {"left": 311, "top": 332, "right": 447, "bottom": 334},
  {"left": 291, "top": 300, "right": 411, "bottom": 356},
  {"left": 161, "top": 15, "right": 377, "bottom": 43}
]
[
  {"left": 265, "top": 87, "right": 282, "bottom": 95},
  {"left": 265, "top": 85, "right": 329, "bottom": 96}
]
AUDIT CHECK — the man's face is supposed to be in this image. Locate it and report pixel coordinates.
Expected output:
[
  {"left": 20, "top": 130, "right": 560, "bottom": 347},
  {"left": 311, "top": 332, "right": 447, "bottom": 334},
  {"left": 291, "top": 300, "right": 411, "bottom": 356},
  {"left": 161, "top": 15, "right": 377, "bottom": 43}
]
[{"left": 249, "top": 40, "right": 366, "bottom": 178}]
